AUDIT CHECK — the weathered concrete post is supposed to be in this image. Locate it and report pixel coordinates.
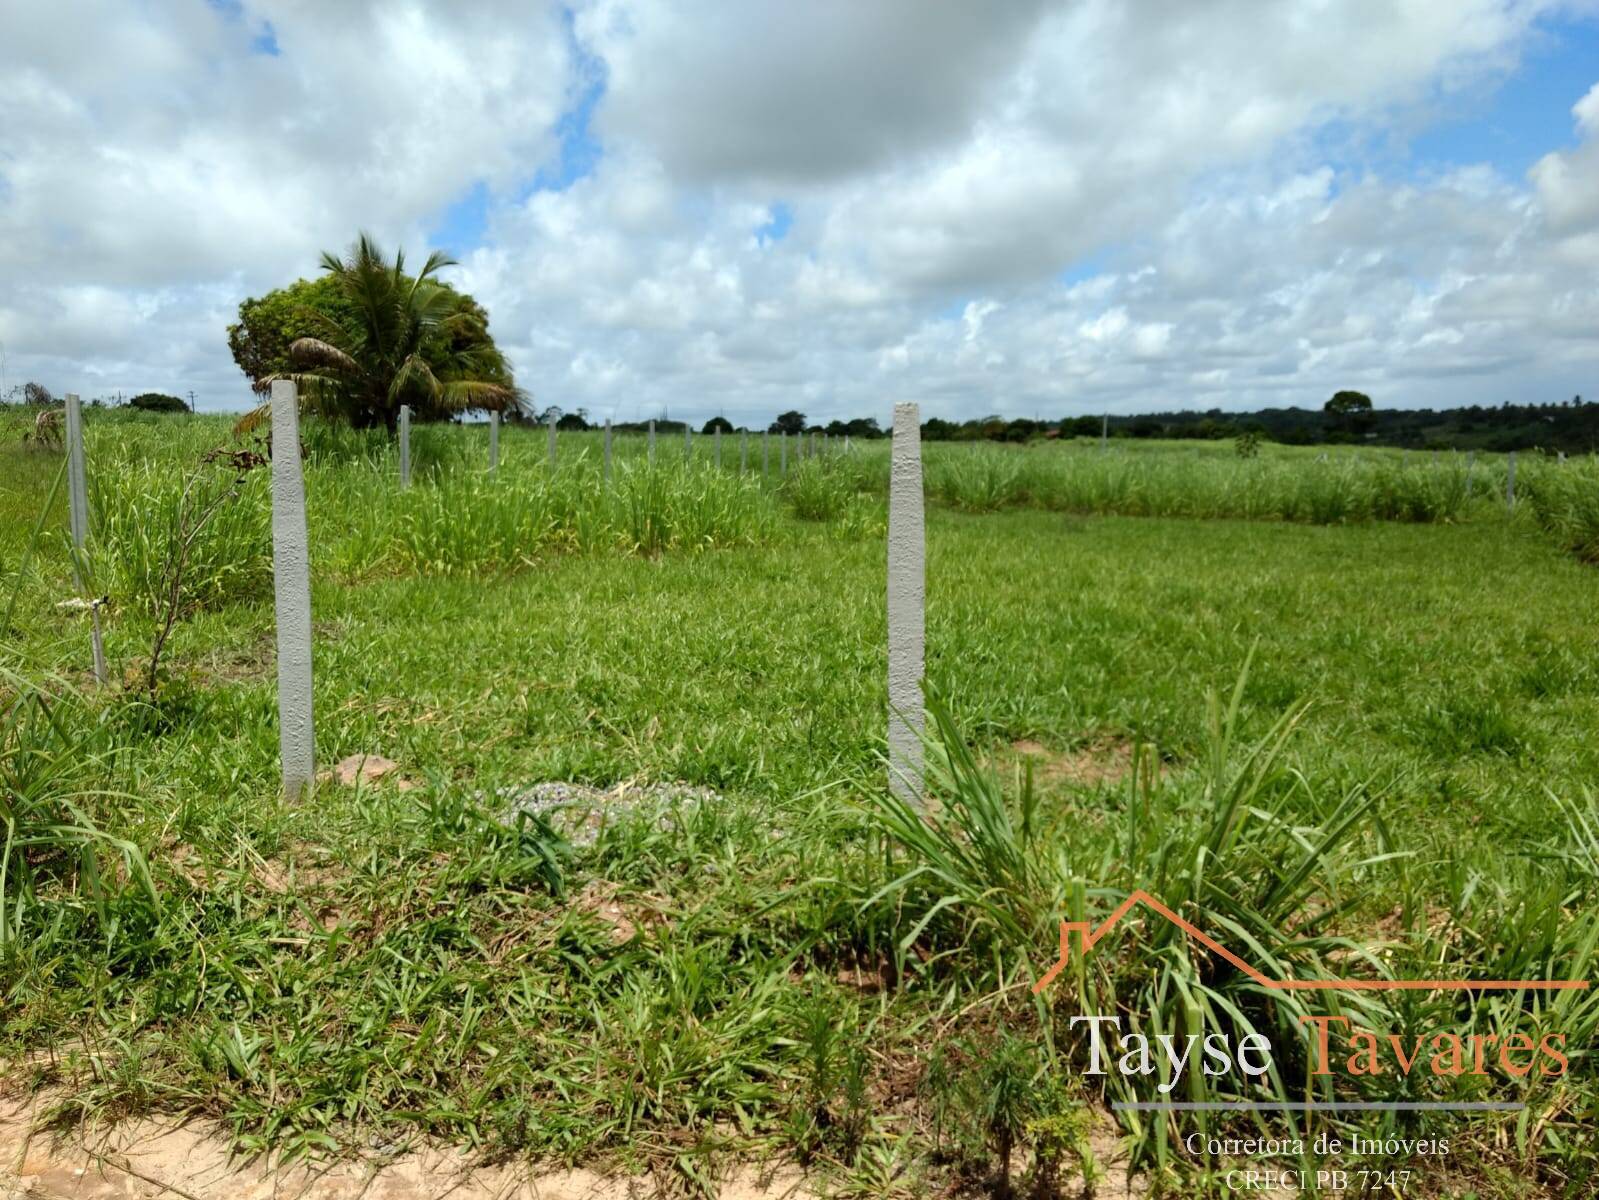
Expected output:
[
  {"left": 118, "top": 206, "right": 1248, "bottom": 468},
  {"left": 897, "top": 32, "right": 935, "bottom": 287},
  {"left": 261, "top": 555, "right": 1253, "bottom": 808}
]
[
  {"left": 547, "top": 417, "right": 557, "bottom": 468},
  {"left": 603, "top": 418, "right": 613, "bottom": 483},
  {"left": 649, "top": 419, "right": 656, "bottom": 463},
  {"left": 64, "top": 393, "right": 106, "bottom": 684},
  {"left": 398, "top": 404, "right": 411, "bottom": 488},
  {"left": 1506, "top": 452, "right": 1516, "bottom": 512},
  {"left": 887, "top": 402, "right": 925, "bottom": 807},
  {"left": 270, "top": 379, "right": 315, "bottom": 802},
  {"left": 64, "top": 393, "right": 89, "bottom": 573},
  {"left": 715, "top": 426, "right": 722, "bottom": 468},
  {"left": 845, "top": 434, "right": 851, "bottom": 453},
  {"left": 488, "top": 411, "right": 500, "bottom": 476}
]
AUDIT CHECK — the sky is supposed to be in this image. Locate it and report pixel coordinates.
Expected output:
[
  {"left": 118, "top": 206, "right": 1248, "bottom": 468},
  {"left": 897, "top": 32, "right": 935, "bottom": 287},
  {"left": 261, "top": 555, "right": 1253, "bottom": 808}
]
[{"left": 1, "top": 1, "right": 1597, "bottom": 427}]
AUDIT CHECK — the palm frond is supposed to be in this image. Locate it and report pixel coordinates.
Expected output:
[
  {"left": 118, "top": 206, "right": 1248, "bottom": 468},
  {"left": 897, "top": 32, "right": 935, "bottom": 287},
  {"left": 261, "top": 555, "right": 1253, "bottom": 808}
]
[
  {"left": 389, "top": 354, "right": 442, "bottom": 404},
  {"left": 232, "top": 403, "right": 271, "bottom": 437},
  {"left": 232, "top": 372, "right": 346, "bottom": 436},
  {"left": 288, "top": 337, "right": 360, "bottom": 374},
  {"left": 438, "top": 380, "right": 517, "bottom": 412}
]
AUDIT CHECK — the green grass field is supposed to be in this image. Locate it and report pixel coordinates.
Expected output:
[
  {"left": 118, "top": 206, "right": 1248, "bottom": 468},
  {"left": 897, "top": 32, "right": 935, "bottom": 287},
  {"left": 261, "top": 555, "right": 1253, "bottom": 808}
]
[{"left": 3, "top": 409, "right": 1598, "bottom": 1197}]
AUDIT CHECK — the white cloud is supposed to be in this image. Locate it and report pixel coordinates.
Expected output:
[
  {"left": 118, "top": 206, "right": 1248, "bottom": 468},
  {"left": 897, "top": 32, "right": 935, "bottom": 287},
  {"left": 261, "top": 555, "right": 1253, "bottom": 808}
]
[
  {"left": 0, "top": 0, "right": 568, "bottom": 400},
  {"left": 1, "top": 0, "right": 1596, "bottom": 421}
]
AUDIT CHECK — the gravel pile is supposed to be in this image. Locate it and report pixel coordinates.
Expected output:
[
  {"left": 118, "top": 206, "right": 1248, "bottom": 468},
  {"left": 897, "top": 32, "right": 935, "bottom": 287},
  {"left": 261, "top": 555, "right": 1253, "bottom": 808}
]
[{"left": 498, "top": 780, "right": 722, "bottom": 846}]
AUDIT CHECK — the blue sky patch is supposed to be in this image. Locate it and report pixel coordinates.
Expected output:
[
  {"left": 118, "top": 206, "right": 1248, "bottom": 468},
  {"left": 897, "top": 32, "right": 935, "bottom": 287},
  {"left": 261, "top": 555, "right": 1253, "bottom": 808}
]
[
  {"left": 756, "top": 202, "right": 793, "bottom": 245},
  {"left": 430, "top": 180, "right": 491, "bottom": 255},
  {"left": 1408, "top": 15, "right": 1599, "bottom": 177}
]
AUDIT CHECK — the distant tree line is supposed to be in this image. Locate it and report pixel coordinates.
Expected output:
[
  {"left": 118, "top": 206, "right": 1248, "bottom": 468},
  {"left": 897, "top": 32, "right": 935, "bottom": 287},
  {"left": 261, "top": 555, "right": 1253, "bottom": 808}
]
[
  {"left": 9, "top": 378, "right": 1597, "bottom": 454},
  {"left": 2, "top": 383, "right": 191, "bottom": 413},
  {"left": 524, "top": 407, "right": 890, "bottom": 439},
  {"left": 519, "top": 395, "right": 1598, "bottom": 454},
  {"left": 913, "top": 392, "right": 1599, "bottom": 454}
]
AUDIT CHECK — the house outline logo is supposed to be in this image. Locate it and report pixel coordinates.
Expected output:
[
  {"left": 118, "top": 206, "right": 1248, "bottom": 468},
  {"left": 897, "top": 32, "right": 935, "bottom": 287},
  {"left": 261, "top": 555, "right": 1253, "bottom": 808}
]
[{"left": 1032, "top": 889, "right": 1592, "bottom": 995}]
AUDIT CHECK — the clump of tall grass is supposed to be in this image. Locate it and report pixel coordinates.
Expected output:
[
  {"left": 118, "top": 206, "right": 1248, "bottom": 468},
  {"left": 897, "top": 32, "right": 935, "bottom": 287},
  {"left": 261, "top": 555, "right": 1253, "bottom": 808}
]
[
  {"left": 912, "top": 444, "right": 1475, "bottom": 524},
  {"left": 1523, "top": 456, "right": 1599, "bottom": 563},
  {"left": 781, "top": 458, "right": 858, "bottom": 521},
  {"left": 922, "top": 450, "right": 1028, "bottom": 512},
  {"left": 0, "top": 664, "right": 156, "bottom": 947},
  {"left": 859, "top": 659, "right": 1599, "bottom": 1173},
  {"left": 89, "top": 448, "right": 273, "bottom": 618},
  {"left": 323, "top": 456, "right": 783, "bottom": 576}
]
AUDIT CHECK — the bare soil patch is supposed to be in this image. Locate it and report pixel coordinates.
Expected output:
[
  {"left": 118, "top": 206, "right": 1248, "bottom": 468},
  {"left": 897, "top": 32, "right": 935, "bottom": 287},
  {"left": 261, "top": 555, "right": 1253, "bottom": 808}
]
[
  {"left": 1007, "top": 736, "right": 1149, "bottom": 788},
  {"left": 0, "top": 1093, "right": 812, "bottom": 1200}
]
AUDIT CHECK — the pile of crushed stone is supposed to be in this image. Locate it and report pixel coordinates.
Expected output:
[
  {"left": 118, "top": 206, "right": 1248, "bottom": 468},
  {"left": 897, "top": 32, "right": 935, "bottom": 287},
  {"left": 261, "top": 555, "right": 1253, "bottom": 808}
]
[{"left": 497, "top": 780, "right": 724, "bottom": 846}]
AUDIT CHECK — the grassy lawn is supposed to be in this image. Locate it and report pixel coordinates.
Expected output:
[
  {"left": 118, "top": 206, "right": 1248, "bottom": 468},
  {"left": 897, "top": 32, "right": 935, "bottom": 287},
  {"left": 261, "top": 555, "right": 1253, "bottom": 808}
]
[{"left": 2, "top": 413, "right": 1597, "bottom": 1196}]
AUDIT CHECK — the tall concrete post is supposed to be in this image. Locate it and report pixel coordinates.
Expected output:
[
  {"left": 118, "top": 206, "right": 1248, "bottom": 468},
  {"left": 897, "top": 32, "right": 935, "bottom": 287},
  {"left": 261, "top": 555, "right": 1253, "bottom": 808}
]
[
  {"left": 64, "top": 393, "right": 89, "bottom": 577},
  {"left": 547, "top": 417, "right": 557, "bottom": 468},
  {"left": 604, "top": 418, "right": 613, "bottom": 483},
  {"left": 887, "top": 402, "right": 925, "bottom": 807},
  {"left": 399, "top": 404, "right": 411, "bottom": 488},
  {"left": 271, "top": 380, "right": 315, "bottom": 802},
  {"left": 64, "top": 393, "right": 106, "bottom": 684},
  {"left": 488, "top": 411, "right": 500, "bottom": 476}
]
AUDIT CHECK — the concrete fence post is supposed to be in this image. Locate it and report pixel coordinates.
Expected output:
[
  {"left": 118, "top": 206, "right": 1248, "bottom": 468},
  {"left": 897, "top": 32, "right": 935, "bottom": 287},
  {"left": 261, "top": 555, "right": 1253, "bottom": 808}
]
[
  {"left": 488, "top": 411, "right": 500, "bottom": 476},
  {"left": 64, "top": 393, "right": 107, "bottom": 684},
  {"left": 547, "top": 418, "right": 557, "bottom": 468},
  {"left": 271, "top": 379, "right": 315, "bottom": 802},
  {"left": 399, "top": 404, "right": 411, "bottom": 488},
  {"left": 604, "top": 418, "right": 613, "bottom": 483},
  {"left": 1506, "top": 451, "right": 1516, "bottom": 512},
  {"left": 64, "top": 393, "right": 89, "bottom": 573},
  {"left": 887, "top": 402, "right": 925, "bottom": 808}
]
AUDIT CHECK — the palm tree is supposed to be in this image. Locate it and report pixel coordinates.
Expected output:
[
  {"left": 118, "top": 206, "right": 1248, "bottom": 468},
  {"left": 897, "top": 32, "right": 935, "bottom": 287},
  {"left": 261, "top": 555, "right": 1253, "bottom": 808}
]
[{"left": 237, "top": 234, "right": 521, "bottom": 434}]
